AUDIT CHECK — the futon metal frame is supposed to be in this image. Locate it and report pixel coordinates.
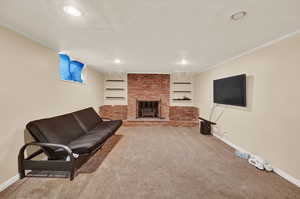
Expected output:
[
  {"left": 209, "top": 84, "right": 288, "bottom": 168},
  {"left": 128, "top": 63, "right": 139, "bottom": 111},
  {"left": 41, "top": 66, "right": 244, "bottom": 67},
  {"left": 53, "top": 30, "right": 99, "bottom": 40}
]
[{"left": 18, "top": 142, "right": 104, "bottom": 180}]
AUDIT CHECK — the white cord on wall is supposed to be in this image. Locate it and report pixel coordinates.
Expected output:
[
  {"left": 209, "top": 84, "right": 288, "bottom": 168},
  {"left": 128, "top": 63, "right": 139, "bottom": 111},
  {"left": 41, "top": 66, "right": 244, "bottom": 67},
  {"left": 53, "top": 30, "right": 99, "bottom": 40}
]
[
  {"left": 209, "top": 103, "right": 224, "bottom": 123},
  {"left": 214, "top": 108, "right": 225, "bottom": 123},
  {"left": 209, "top": 104, "right": 217, "bottom": 121}
]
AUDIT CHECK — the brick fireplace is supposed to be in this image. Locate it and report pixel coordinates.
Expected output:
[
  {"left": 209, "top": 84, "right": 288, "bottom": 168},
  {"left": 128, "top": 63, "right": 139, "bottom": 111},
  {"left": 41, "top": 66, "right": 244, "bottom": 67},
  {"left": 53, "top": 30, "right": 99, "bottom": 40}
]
[
  {"left": 127, "top": 74, "right": 170, "bottom": 120},
  {"left": 99, "top": 73, "right": 199, "bottom": 127}
]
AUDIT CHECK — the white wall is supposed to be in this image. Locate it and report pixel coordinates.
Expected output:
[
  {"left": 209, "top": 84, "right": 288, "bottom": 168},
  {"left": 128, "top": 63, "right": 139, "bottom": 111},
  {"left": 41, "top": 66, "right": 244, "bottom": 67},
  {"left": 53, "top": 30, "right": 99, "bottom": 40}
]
[
  {"left": 0, "top": 26, "right": 104, "bottom": 185},
  {"left": 194, "top": 33, "right": 300, "bottom": 181}
]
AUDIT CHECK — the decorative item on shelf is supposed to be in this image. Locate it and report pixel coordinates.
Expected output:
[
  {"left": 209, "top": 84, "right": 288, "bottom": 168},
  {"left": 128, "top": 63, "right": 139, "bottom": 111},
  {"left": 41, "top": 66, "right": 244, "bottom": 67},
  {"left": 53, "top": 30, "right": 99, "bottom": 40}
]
[
  {"left": 183, "top": 96, "right": 190, "bottom": 100},
  {"left": 173, "top": 96, "right": 191, "bottom": 101},
  {"left": 198, "top": 117, "right": 216, "bottom": 135}
]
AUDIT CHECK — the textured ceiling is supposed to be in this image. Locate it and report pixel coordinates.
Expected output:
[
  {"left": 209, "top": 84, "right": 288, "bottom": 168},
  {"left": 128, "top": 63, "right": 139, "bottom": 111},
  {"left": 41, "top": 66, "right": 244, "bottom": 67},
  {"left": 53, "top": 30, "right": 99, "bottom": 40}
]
[{"left": 1, "top": 0, "right": 300, "bottom": 73}]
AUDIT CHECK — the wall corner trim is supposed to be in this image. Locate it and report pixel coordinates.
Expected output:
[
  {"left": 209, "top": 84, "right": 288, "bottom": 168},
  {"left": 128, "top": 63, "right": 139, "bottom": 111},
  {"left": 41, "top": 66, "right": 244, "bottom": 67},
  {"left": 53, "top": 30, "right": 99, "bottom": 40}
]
[
  {"left": 0, "top": 174, "right": 20, "bottom": 193},
  {"left": 213, "top": 134, "right": 300, "bottom": 188}
]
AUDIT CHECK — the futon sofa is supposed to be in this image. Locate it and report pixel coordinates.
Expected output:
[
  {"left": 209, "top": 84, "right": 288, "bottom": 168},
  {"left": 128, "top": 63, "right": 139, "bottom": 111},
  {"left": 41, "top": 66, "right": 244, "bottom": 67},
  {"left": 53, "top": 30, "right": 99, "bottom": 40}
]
[{"left": 18, "top": 107, "right": 122, "bottom": 180}]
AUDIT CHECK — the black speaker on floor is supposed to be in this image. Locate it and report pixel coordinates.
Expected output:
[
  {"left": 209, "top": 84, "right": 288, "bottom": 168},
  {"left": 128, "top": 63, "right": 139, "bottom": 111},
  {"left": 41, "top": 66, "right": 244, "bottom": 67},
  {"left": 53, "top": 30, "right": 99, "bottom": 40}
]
[{"left": 199, "top": 117, "right": 216, "bottom": 135}]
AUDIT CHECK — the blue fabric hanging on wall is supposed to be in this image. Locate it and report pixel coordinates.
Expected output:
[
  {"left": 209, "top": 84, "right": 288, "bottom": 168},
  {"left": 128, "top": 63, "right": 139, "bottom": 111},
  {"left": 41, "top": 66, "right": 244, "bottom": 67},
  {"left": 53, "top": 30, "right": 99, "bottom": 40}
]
[
  {"left": 59, "top": 54, "right": 72, "bottom": 81},
  {"left": 59, "top": 53, "right": 85, "bottom": 83},
  {"left": 70, "top": 60, "right": 84, "bottom": 83}
]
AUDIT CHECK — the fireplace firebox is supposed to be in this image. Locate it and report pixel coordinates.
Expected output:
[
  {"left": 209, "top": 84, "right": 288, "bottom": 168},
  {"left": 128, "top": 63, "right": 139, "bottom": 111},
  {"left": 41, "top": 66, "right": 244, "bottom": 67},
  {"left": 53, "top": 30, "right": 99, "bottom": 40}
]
[{"left": 137, "top": 100, "right": 160, "bottom": 118}]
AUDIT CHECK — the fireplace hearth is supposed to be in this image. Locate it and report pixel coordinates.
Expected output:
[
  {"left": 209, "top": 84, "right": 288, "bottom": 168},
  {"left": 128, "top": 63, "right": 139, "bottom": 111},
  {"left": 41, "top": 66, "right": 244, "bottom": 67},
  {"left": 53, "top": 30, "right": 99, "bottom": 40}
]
[{"left": 137, "top": 100, "right": 160, "bottom": 118}]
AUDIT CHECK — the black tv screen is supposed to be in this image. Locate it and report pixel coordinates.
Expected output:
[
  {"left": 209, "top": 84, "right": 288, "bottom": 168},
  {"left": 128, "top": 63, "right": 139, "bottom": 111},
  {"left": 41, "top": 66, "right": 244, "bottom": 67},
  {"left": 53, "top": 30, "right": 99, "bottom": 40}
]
[{"left": 213, "top": 74, "right": 246, "bottom": 107}]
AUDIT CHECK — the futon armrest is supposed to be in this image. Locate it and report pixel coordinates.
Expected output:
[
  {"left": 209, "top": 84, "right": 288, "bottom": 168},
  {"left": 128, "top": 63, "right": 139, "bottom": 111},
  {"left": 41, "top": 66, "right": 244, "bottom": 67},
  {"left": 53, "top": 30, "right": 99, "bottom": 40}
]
[
  {"left": 101, "top": 117, "right": 113, "bottom": 121},
  {"left": 18, "top": 142, "right": 74, "bottom": 161},
  {"left": 18, "top": 142, "right": 77, "bottom": 180}
]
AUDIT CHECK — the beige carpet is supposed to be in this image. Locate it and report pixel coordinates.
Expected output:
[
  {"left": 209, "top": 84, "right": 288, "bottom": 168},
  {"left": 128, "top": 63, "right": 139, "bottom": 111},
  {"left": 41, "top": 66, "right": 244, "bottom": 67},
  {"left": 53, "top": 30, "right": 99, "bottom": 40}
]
[{"left": 1, "top": 127, "right": 299, "bottom": 199}]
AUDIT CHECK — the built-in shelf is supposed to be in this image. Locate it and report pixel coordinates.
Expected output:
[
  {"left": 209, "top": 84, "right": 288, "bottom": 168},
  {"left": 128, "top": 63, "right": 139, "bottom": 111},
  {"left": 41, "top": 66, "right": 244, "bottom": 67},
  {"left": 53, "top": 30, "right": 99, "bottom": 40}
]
[
  {"left": 172, "top": 99, "right": 192, "bottom": 101},
  {"left": 106, "top": 97, "right": 125, "bottom": 99},
  {"left": 106, "top": 88, "right": 125, "bottom": 91},
  {"left": 173, "top": 91, "right": 192, "bottom": 93},
  {"left": 106, "top": 80, "right": 125, "bottom": 82},
  {"left": 171, "top": 74, "right": 194, "bottom": 106},
  {"left": 173, "top": 82, "right": 192, "bottom": 85},
  {"left": 104, "top": 73, "right": 127, "bottom": 105}
]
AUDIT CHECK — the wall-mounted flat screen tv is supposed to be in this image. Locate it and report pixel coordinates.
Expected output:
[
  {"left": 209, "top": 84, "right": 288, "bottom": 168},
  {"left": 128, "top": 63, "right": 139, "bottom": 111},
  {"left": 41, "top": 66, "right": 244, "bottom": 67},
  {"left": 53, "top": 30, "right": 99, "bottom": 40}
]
[{"left": 213, "top": 74, "right": 246, "bottom": 107}]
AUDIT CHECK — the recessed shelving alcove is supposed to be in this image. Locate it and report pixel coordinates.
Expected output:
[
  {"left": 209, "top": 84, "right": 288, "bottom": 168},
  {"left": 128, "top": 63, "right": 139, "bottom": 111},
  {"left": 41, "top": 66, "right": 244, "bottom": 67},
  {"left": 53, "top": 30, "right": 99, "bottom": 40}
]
[
  {"left": 170, "top": 73, "right": 194, "bottom": 106},
  {"left": 104, "top": 73, "right": 127, "bottom": 105}
]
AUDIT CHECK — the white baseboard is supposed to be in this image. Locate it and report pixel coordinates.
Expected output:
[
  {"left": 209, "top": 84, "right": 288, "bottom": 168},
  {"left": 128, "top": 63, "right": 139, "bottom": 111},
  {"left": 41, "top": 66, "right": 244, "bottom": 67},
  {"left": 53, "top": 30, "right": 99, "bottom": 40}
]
[
  {"left": 213, "top": 133, "right": 300, "bottom": 188},
  {"left": 0, "top": 155, "right": 46, "bottom": 193},
  {"left": 273, "top": 168, "right": 300, "bottom": 187},
  {"left": 0, "top": 174, "right": 20, "bottom": 193},
  {"left": 213, "top": 134, "right": 254, "bottom": 156}
]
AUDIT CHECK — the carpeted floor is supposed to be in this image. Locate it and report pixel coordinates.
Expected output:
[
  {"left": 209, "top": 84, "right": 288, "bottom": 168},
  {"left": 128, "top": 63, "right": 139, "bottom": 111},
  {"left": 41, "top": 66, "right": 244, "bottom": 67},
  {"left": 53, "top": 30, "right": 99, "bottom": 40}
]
[{"left": 1, "top": 127, "right": 299, "bottom": 199}]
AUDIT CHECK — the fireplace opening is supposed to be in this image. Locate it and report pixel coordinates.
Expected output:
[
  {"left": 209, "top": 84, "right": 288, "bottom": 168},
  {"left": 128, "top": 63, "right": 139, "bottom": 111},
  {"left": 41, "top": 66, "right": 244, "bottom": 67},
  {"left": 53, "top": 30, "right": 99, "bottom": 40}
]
[{"left": 137, "top": 100, "right": 160, "bottom": 118}]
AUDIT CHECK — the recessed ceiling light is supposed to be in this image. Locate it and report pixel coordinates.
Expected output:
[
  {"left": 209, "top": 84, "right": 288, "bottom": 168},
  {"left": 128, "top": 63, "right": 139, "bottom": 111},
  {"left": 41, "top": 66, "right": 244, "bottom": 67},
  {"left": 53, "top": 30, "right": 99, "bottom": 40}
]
[
  {"left": 114, "top": 58, "right": 121, "bottom": 64},
  {"left": 180, "top": 59, "right": 188, "bottom": 66},
  {"left": 63, "top": 6, "right": 82, "bottom": 17},
  {"left": 231, "top": 11, "right": 247, "bottom": 21}
]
